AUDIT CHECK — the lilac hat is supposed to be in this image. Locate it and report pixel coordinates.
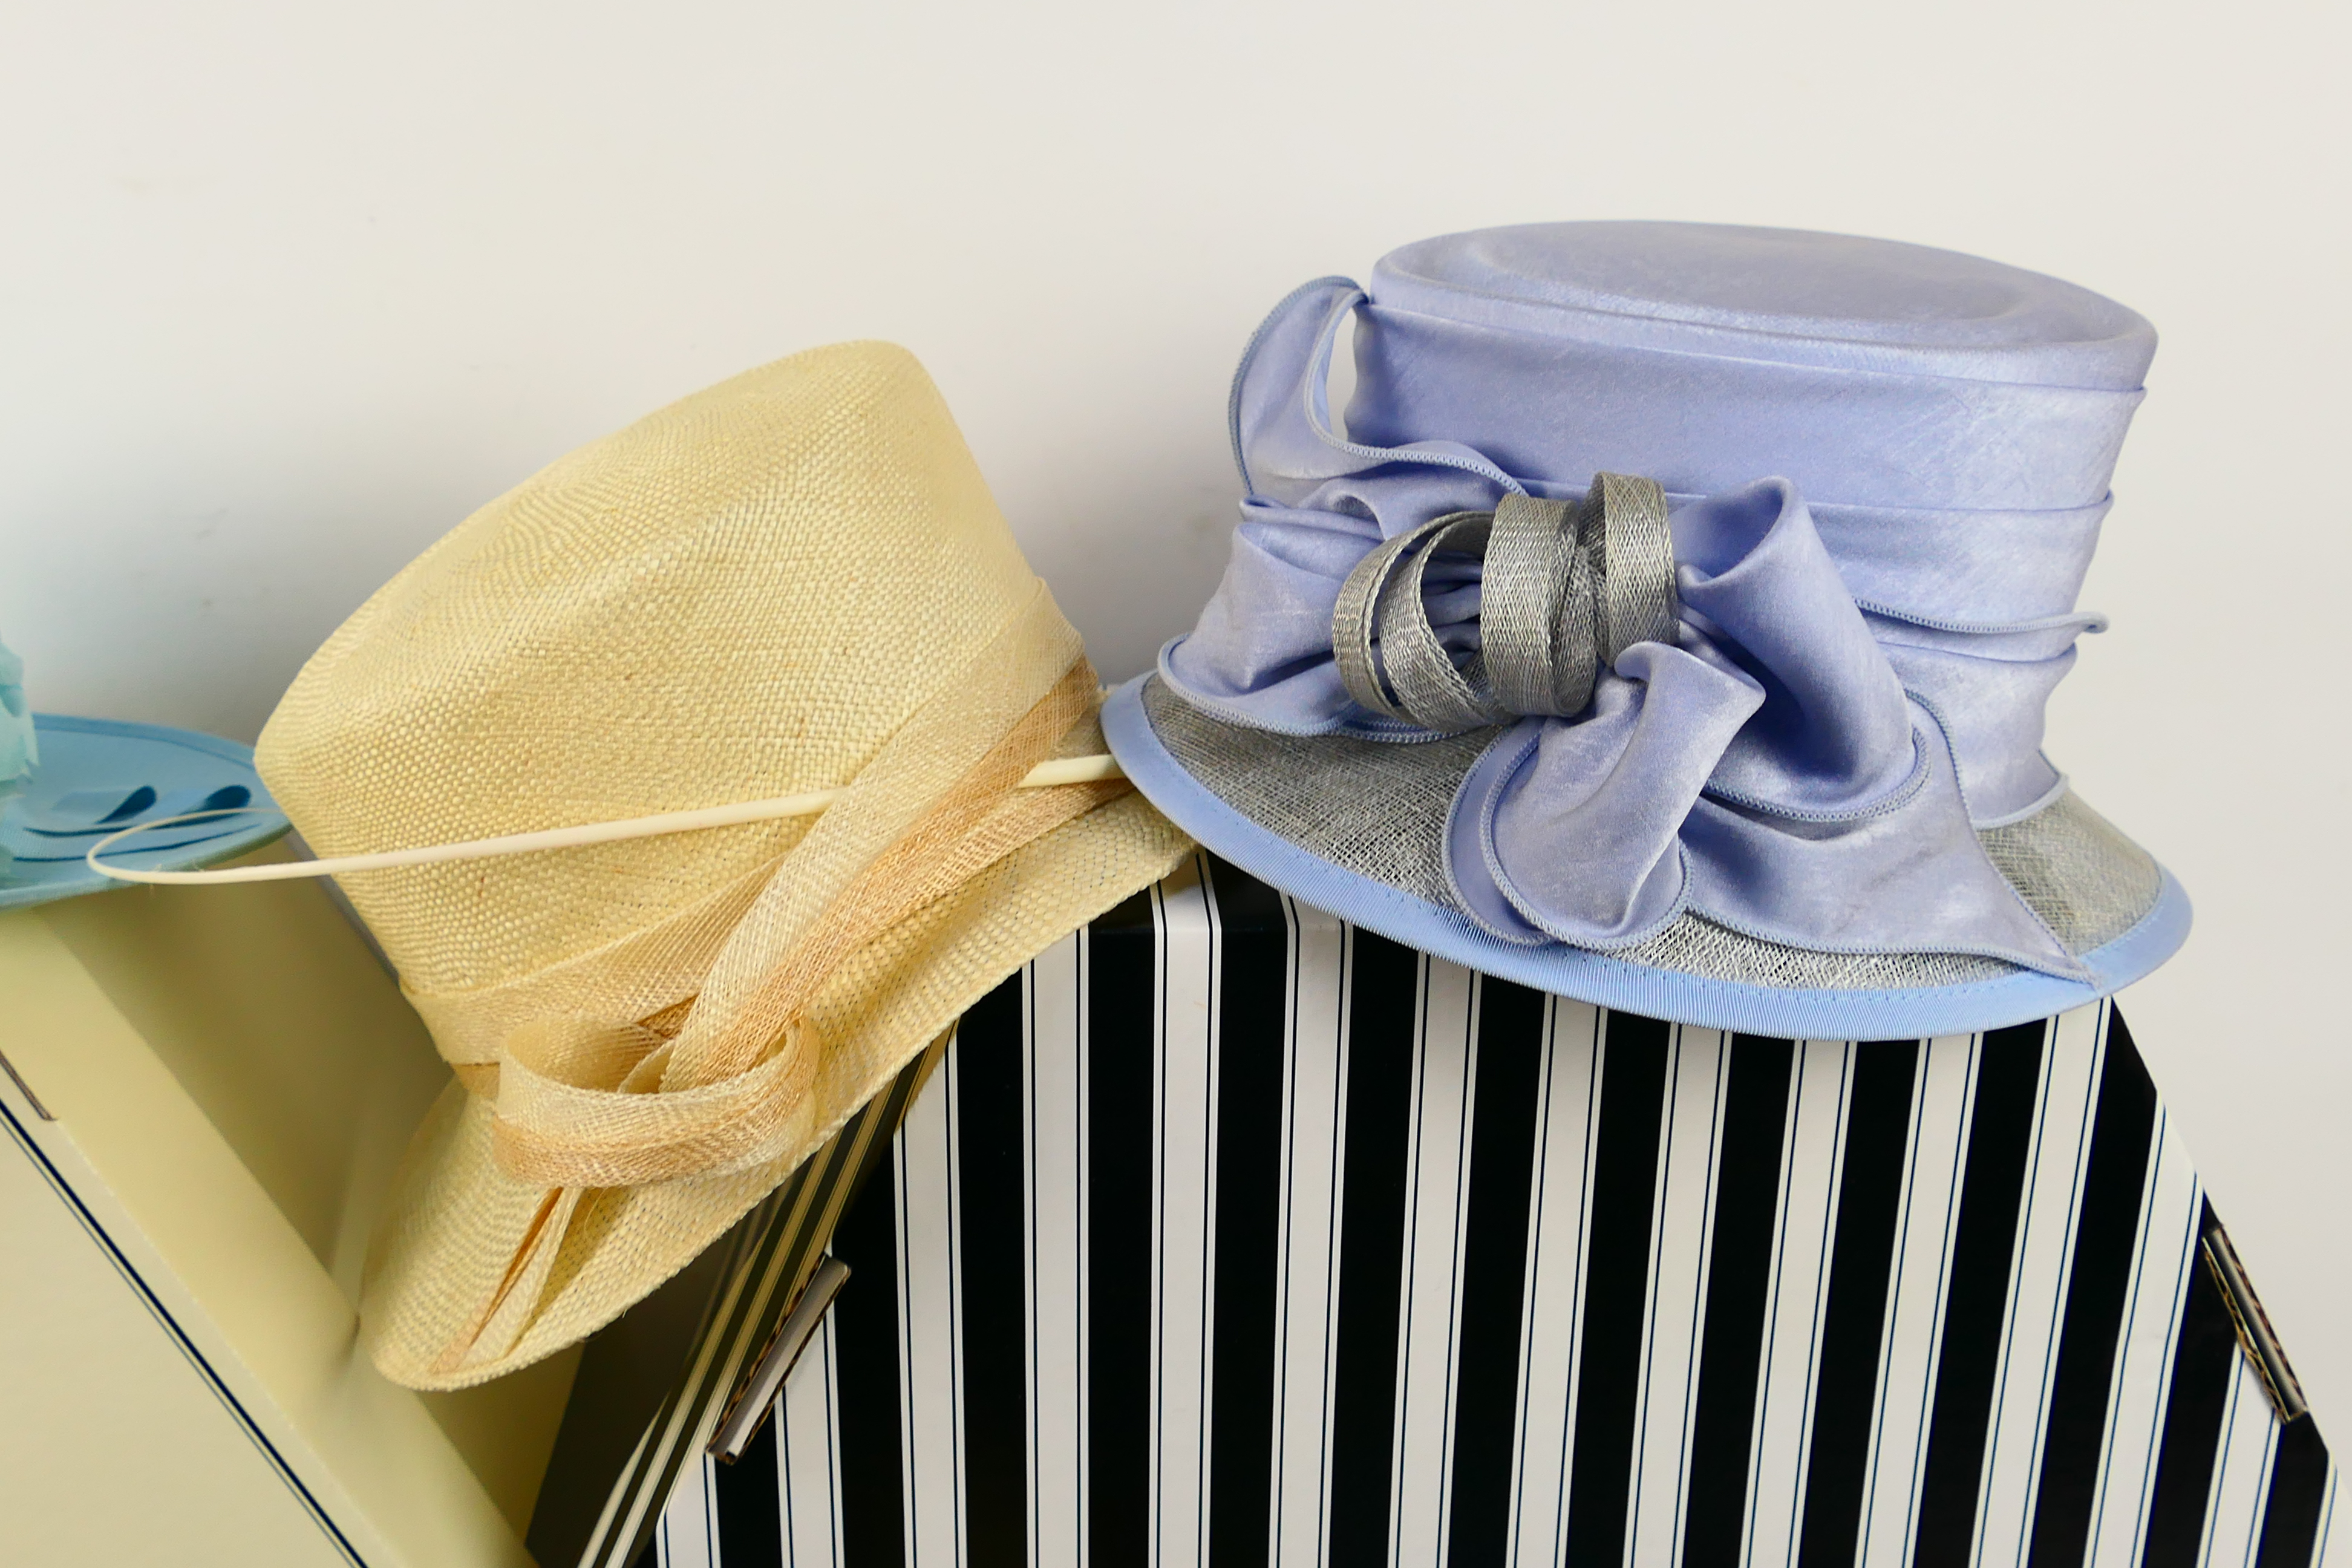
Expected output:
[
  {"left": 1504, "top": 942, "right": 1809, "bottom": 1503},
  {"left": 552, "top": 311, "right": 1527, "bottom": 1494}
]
[{"left": 1103, "top": 221, "right": 2185, "bottom": 1037}]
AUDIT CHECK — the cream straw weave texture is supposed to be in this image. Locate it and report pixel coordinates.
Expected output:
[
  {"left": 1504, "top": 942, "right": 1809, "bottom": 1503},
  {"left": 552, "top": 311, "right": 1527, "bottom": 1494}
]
[{"left": 256, "top": 343, "right": 1189, "bottom": 1388}]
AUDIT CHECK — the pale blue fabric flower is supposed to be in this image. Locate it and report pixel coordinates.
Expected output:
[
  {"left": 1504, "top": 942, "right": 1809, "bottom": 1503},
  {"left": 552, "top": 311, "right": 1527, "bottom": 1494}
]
[{"left": 0, "top": 635, "right": 34, "bottom": 795}]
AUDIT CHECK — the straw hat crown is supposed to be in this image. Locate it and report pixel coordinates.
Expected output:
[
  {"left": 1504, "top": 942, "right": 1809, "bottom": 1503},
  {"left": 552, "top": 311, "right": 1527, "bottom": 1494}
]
[{"left": 263, "top": 343, "right": 1037, "bottom": 998}]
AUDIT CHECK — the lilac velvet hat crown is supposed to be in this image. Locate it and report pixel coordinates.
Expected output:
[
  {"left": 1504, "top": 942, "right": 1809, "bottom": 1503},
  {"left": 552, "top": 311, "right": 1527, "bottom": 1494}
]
[{"left": 1102, "top": 221, "right": 2187, "bottom": 1037}]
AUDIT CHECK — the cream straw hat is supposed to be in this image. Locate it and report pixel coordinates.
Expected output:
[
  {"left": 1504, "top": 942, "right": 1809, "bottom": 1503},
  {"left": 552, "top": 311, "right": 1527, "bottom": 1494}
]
[{"left": 244, "top": 342, "right": 1187, "bottom": 1388}]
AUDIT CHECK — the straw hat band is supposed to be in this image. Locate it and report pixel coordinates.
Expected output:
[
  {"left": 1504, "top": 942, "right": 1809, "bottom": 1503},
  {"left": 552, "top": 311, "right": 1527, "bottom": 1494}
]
[
  {"left": 1333, "top": 475, "right": 1679, "bottom": 733},
  {"left": 488, "top": 664, "right": 1116, "bottom": 1189},
  {"left": 396, "top": 578, "right": 1084, "bottom": 1061}
]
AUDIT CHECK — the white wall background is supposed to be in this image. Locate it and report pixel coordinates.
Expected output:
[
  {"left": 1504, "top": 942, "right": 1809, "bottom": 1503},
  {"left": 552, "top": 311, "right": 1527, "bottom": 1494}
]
[{"left": 5, "top": 1, "right": 2346, "bottom": 1423}]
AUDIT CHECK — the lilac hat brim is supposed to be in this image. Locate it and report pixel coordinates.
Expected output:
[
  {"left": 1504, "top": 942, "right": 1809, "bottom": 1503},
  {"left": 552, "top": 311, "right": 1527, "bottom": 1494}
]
[{"left": 1105, "top": 675, "right": 2190, "bottom": 1039}]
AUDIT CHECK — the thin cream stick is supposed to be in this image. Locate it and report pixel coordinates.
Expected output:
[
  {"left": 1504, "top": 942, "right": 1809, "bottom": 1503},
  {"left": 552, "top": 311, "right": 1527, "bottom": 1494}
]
[{"left": 85, "top": 753, "right": 1127, "bottom": 887}]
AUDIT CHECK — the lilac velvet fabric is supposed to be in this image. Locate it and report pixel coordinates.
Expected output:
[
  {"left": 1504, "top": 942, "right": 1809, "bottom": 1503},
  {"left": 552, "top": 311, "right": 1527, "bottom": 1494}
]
[{"left": 1154, "top": 224, "right": 2158, "bottom": 977}]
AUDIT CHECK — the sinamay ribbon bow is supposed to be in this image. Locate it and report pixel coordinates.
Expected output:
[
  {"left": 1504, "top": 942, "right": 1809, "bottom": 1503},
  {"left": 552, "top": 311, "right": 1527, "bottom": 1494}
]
[
  {"left": 1332, "top": 477, "right": 1681, "bottom": 732},
  {"left": 416, "top": 592, "right": 1127, "bottom": 1373}
]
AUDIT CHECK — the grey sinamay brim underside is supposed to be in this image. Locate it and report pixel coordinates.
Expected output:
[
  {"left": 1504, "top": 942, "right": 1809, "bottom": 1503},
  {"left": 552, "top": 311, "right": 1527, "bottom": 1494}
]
[{"left": 1142, "top": 678, "right": 2162, "bottom": 993}]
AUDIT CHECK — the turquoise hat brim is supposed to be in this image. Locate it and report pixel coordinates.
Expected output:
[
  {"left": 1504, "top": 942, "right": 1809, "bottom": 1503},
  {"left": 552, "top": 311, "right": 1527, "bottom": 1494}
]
[{"left": 0, "top": 714, "right": 290, "bottom": 910}]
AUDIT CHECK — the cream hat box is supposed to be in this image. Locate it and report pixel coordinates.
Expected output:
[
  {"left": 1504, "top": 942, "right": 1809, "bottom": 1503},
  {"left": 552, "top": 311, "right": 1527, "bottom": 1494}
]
[{"left": 0, "top": 862, "right": 573, "bottom": 1567}]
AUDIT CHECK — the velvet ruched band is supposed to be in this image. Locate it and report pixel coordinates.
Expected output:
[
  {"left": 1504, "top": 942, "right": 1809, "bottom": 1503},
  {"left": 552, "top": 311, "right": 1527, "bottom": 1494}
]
[{"left": 1162, "top": 234, "right": 2154, "bottom": 978}]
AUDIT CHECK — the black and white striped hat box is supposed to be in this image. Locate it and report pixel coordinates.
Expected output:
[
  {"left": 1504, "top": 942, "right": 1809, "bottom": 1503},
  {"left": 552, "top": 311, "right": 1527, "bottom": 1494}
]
[{"left": 641, "top": 853, "right": 2336, "bottom": 1568}]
